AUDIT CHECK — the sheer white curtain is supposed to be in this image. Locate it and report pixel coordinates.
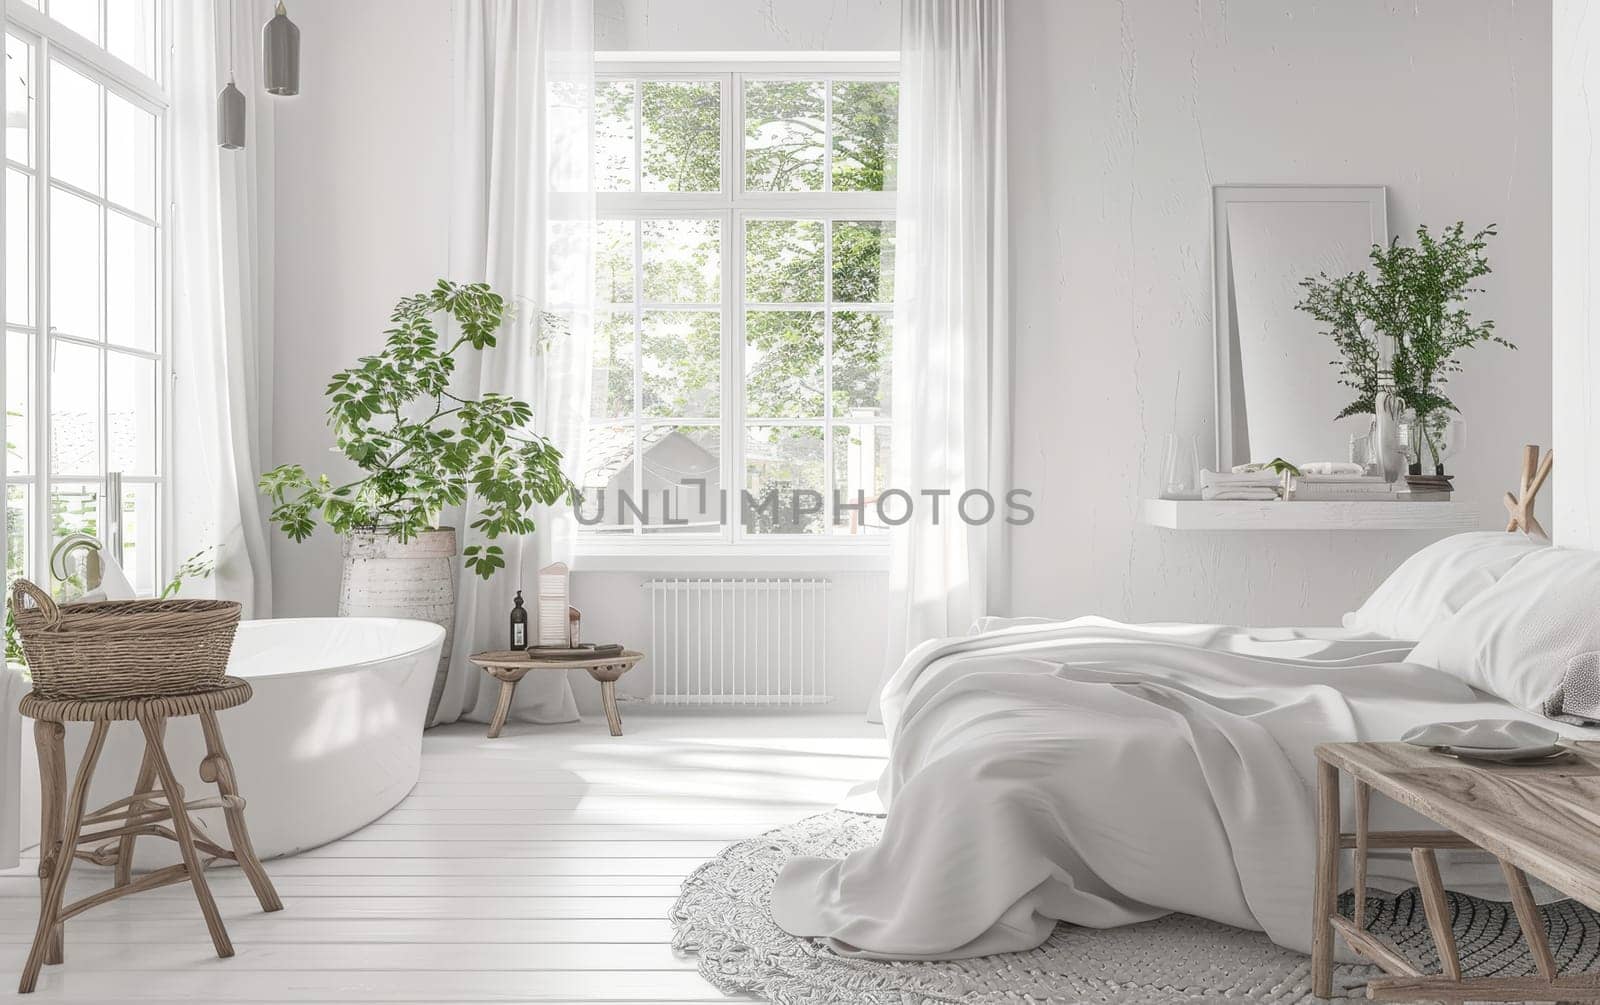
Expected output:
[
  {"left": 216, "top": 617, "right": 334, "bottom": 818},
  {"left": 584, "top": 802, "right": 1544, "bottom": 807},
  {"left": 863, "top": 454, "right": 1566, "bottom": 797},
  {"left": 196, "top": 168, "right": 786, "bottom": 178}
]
[
  {"left": 870, "top": 0, "right": 1010, "bottom": 721},
  {"left": 431, "top": 0, "right": 595, "bottom": 727},
  {"left": 169, "top": 0, "right": 276, "bottom": 617}
]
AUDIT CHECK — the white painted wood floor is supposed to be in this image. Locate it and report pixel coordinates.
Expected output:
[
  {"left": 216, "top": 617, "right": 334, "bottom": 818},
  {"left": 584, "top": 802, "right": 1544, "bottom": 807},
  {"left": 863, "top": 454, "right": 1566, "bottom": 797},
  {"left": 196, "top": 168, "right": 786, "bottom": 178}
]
[{"left": 0, "top": 709, "right": 888, "bottom": 1003}]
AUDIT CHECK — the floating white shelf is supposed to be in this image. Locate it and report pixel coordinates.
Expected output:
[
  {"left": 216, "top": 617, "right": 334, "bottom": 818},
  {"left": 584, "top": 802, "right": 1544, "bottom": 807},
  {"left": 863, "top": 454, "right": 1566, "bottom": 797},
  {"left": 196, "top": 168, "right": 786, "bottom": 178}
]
[{"left": 1139, "top": 498, "right": 1481, "bottom": 532}]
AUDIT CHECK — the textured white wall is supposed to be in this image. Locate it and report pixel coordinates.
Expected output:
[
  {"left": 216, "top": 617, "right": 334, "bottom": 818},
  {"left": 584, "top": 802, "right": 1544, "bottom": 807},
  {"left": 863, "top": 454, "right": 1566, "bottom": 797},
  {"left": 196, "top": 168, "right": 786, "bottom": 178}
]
[
  {"left": 1006, "top": 0, "right": 1552, "bottom": 626},
  {"left": 1553, "top": 0, "right": 1598, "bottom": 549},
  {"left": 270, "top": 0, "right": 454, "bottom": 618}
]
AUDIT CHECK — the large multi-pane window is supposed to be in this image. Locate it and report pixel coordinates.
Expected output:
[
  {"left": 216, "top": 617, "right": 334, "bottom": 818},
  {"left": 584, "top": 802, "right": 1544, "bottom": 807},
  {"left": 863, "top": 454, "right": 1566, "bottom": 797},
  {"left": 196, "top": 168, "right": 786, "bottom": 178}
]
[
  {"left": 585, "top": 63, "right": 898, "bottom": 546},
  {"left": 4, "top": 1, "right": 165, "bottom": 599}
]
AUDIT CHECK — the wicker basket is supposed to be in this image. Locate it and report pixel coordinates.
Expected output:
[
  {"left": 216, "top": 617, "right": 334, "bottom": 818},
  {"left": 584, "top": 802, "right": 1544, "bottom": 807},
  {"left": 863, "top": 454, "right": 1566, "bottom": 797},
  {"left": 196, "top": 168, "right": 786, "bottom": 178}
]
[{"left": 9, "top": 579, "right": 242, "bottom": 700}]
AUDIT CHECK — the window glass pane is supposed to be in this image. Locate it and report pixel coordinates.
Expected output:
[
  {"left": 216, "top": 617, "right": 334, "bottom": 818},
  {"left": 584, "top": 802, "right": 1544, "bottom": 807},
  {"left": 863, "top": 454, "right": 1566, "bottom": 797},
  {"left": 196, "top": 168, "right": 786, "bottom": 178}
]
[
  {"left": 744, "top": 425, "right": 824, "bottom": 535},
  {"left": 47, "top": 481, "right": 96, "bottom": 599},
  {"left": 642, "top": 218, "right": 719, "bottom": 304},
  {"left": 833, "top": 423, "right": 891, "bottom": 535},
  {"left": 106, "top": 92, "right": 155, "bottom": 217},
  {"left": 106, "top": 0, "right": 157, "bottom": 78},
  {"left": 6, "top": 35, "right": 33, "bottom": 166},
  {"left": 744, "top": 79, "right": 824, "bottom": 192},
  {"left": 744, "top": 219, "right": 822, "bottom": 303},
  {"left": 590, "top": 311, "right": 634, "bottom": 420},
  {"left": 107, "top": 350, "right": 154, "bottom": 473},
  {"left": 49, "top": 339, "right": 98, "bottom": 474},
  {"left": 7, "top": 330, "right": 30, "bottom": 474},
  {"left": 831, "top": 80, "right": 898, "bottom": 192},
  {"left": 832, "top": 311, "right": 892, "bottom": 416},
  {"left": 49, "top": 187, "right": 99, "bottom": 340},
  {"left": 6, "top": 169, "right": 31, "bottom": 325},
  {"left": 640, "top": 425, "right": 720, "bottom": 534},
  {"left": 119, "top": 481, "right": 156, "bottom": 595},
  {"left": 6, "top": 483, "right": 27, "bottom": 587},
  {"left": 106, "top": 212, "right": 155, "bottom": 350},
  {"left": 745, "top": 310, "right": 822, "bottom": 418},
  {"left": 48, "top": 0, "right": 100, "bottom": 44},
  {"left": 48, "top": 59, "right": 99, "bottom": 194},
  {"left": 578, "top": 423, "right": 636, "bottom": 533},
  {"left": 595, "top": 219, "right": 634, "bottom": 304},
  {"left": 594, "top": 80, "right": 634, "bottom": 193},
  {"left": 641, "top": 310, "right": 718, "bottom": 418},
  {"left": 641, "top": 80, "right": 720, "bottom": 192},
  {"left": 833, "top": 219, "right": 894, "bottom": 304}
]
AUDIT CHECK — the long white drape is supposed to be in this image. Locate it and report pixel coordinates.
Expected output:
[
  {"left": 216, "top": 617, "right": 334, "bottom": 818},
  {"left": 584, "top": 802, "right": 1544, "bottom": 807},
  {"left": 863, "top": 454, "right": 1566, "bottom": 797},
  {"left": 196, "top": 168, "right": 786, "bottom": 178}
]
[
  {"left": 870, "top": 0, "right": 1010, "bottom": 722},
  {"left": 431, "top": 0, "right": 594, "bottom": 727},
  {"left": 169, "top": 0, "right": 276, "bottom": 617}
]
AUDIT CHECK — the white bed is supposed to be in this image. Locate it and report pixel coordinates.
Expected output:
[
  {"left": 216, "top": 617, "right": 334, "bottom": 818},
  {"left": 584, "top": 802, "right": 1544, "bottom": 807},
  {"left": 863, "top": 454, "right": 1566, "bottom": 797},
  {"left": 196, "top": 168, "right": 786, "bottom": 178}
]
[{"left": 771, "top": 534, "right": 1600, "bottom": 961}]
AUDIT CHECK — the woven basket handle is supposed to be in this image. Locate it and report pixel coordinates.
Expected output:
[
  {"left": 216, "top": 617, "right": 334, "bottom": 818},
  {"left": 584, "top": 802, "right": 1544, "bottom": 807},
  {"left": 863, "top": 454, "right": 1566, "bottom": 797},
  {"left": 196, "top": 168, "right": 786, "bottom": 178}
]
[{"left": 10, "top": 578, "right": 60, "bottom": 630}]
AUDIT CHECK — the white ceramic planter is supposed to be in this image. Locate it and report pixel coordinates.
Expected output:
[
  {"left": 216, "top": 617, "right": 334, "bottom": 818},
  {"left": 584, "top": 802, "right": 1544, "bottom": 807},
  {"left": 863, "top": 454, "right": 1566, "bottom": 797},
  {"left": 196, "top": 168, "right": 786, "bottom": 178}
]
[{"left": 340, "top": 527, "right": 457, "bottom": 724}]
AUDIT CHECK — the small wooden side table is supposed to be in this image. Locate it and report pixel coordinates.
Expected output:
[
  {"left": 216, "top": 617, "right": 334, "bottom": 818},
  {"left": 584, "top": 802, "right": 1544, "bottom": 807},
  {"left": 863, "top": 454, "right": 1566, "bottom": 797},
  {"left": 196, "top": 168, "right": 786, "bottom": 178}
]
[
  {"left": 468, "top": 650, "right": 643, "bottom": 738},
  {"left": 17, "top": 677, "right": 283, "bottom": 994},
  {"left": 1312, "top": 740, "right": 1600, "bottom": 1002}
]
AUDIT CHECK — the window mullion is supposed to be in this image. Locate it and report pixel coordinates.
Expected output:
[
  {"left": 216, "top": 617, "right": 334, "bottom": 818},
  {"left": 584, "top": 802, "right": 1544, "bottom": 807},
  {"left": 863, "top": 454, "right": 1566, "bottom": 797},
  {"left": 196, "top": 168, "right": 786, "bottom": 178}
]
[
  {"left": 32, "top": 33, "right": 51, "bottom": 586},
  {"left": 630, "top": 217, "right": 643, "bottom": 537},
  {"left": 822, "top": 217, "right": 834, "bottom": 536}
]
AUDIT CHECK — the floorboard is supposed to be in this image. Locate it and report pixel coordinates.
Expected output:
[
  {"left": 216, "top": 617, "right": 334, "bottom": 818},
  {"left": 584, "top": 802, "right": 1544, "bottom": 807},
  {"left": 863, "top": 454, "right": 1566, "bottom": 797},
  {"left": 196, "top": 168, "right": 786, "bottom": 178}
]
[{"left": 0, "top": 710, "right": 886, "bottom": 1002}]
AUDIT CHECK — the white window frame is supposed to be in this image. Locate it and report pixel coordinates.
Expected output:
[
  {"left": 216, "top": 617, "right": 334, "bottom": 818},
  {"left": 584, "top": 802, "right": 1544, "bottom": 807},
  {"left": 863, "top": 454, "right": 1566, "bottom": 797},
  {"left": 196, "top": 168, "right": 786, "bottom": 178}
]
[
  {"left": 582, "top": 54, "right": 897, "bottom": 569},
  {"left": 3, "top": 0, "right": 171, "bottom": 596}
]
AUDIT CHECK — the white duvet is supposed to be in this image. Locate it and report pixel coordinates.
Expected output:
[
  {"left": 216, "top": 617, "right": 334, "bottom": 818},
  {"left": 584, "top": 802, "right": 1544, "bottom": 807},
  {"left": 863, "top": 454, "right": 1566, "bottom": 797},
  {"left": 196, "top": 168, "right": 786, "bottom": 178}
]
[{"left": 770, "top": 617, "right": 1600, "bottom": 959}]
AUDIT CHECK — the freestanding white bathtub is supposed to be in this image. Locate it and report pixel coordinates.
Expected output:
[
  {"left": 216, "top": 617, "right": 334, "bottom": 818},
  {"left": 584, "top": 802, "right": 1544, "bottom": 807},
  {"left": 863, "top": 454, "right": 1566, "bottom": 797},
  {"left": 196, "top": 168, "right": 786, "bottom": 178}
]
[{"left": 18, "top": 617, "right": 445, "bottom": 861}]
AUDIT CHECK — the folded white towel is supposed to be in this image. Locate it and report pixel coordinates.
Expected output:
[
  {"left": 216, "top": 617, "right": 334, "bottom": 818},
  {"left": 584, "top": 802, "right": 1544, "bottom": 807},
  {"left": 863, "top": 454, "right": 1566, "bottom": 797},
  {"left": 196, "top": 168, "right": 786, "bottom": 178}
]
[
  {"left": 1201, "top": 469, "right": 1279, "bottom": 489},
  {"left": 1299, "top": 461, "right": 1365, "bottom": 476},
  {"left": 1202, "top": 487, "right": 1279, "bottom": 501}
]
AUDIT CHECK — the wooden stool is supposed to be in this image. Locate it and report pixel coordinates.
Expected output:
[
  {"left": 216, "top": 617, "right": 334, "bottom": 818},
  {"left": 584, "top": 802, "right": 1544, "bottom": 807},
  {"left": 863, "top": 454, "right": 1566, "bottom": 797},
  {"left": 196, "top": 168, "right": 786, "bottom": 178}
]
[
  {"left": 17, "top": 677, "right": 283, "bottom": 994},
  {"left": 469, "top": 651, "right": 643, "bottom": 738}
]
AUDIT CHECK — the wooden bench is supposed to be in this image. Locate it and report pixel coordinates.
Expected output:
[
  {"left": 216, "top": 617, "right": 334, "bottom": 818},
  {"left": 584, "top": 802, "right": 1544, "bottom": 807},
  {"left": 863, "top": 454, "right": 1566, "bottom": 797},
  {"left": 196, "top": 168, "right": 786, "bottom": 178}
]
[{"left": 1312, "top": 740, "right": 1600, "bottom": 1002}]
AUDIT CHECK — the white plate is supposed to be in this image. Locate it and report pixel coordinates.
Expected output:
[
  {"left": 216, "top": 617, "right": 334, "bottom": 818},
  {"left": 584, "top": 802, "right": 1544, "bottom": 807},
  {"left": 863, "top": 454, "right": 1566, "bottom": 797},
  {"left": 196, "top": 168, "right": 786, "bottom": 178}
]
[{"left": 1429, "top": 743, "right": 1569, "bottom": 764}]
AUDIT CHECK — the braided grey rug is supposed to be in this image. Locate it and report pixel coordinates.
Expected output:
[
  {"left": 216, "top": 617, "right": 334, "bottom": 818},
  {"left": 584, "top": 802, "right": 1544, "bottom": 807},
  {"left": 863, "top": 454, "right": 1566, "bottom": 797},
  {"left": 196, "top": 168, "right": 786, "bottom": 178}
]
[{"left": 670, "top": 810, "right": 1600, "bottom": 1004}]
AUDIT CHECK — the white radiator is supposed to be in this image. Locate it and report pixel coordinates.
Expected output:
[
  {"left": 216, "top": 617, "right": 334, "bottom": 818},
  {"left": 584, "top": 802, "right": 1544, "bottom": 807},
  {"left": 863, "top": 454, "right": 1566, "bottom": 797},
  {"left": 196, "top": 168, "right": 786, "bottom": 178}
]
[{"left": 642, "top": 578, "right": 832, "bottom": 705}]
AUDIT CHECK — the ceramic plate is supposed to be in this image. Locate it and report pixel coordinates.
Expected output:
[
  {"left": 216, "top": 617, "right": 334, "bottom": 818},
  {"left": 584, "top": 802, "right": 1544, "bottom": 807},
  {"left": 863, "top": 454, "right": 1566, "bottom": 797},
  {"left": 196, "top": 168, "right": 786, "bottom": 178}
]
[{"left": 1429, "top": 743, "right": 1570, "bottom": 764}]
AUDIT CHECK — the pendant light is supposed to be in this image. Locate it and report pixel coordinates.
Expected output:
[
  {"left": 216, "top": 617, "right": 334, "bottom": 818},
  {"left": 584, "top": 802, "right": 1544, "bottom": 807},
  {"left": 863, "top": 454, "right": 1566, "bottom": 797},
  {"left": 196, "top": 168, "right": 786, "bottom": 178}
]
[
  {"left": 217, "top": 0, "right": 246, "bottom": 149},
  {"left": 262, "top": 1, "right": 300, "bottom": 97}
]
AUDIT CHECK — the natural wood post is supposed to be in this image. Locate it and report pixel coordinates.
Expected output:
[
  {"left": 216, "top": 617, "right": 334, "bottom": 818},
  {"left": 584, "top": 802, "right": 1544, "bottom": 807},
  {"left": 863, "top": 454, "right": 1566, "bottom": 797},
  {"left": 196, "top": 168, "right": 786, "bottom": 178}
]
[
  {"left": 1312, "top": 758, "right": 1340, "bottom": 998},
  {"left": 1412, "top": 847, "right": 1462, "bottom": 981},
  {"left": 1501, "top": 859, "right": 1557, "bottom": 980},
  {"left": 198, "top": 709, "right": 282, "bottom": 913},
  {"left": 115, "top": 718, "right": 164, "bottom": 888},
  {"left": 20, "top": 721, "right": 109, "bottom": 994},
  {"left": 32, "top": 721, "right": 65, "bottom": 967},
  {"left": 1353, "top": 779, "right": 1370, "bottom": 930},
  {"left": 139, "top": 716, "right": 233, "bottom": 960}
]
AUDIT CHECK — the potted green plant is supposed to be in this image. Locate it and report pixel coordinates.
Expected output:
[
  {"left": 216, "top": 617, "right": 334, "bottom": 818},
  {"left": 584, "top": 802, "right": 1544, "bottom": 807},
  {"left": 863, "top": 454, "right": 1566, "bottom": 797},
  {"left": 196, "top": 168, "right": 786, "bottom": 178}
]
[
  {"left": 1296, "top": 222, "right": 1513, "bottom": 474},
  {"left": 259, "top": 281, "right": 579, "bottom": 711}
]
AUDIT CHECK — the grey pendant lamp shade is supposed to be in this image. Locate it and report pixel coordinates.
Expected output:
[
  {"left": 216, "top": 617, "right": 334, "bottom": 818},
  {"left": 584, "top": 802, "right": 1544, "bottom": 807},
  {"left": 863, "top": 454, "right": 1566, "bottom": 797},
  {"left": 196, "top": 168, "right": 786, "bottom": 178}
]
[
  {"left": 218, "top": 80, "right": 247, "bottom": 149},
  {"left": 262, "top": 1, "right": 301, "bottom": 96}
]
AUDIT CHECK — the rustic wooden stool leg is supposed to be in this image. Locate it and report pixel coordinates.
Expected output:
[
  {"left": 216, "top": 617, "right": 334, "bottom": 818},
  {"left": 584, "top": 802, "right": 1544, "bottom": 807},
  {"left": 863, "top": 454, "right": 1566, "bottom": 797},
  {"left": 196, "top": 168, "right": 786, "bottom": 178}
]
[
  {"left": 115, "top": 718, "right": 164, "bottom": 888},
  {"left": 1353, "top": 779, "right": 1370, "bottom": 930},
  {"left": 1311, "top": 759, "right": 1340, "bottom": 999},
  {"left": 1412, "top": 847, "right": 1462, "bottom": 981},
  {"left": 31, "top": 721, "right": 66, "bottom": 968},
  {"left": 487, "top": 677, "right": 517, "bottom": 739},
  {"left": 599, "top": 680, "right": 623, "bottom": 736},
  {"left": 139, "top": 716, "right": 233, "bottom": 959},
  {"left": 1501, "top": 859, "right": 1557, "bottom": 980},
  {"left": 197, "top": 709, "right": 282, "bottom": 912},
  {"left": 20, "top": 720, "right": 109, "bottom": 994}
]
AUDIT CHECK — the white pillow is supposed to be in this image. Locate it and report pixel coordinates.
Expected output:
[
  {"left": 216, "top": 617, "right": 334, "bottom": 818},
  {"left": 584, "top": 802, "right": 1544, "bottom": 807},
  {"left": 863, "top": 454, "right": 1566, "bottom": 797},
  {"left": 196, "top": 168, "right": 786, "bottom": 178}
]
[
  {"left": 1408, "top": 545, "right": 1600, "bottom": 712},
  {"left": 1342, "top": 531, "right": 1547, "bottom": 640}
]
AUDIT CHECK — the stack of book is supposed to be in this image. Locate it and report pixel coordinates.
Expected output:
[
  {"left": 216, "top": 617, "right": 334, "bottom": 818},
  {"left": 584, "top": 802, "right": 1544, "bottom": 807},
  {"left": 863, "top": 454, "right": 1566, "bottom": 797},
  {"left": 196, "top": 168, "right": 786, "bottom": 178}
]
[
  {"left": 1402, "top": 474, "right": 1453, "bottom": 501},
  {"left": 1288, "top": 474, "right": 1396, "bottom": 501}
]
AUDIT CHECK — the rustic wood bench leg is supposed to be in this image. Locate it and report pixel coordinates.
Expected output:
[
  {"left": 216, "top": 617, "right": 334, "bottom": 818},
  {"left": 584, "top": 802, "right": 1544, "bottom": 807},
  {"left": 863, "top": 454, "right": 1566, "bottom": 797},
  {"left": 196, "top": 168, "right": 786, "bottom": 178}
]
[
  {"left": 20, "top": 721, "right": 109, "bottom": 994},
  {"left": 1312, "top": 759, "right": 1340, "bottom": 999},
  {"left": 198, "top": 709, "right": 282, "bottom": 913},
  {"left": 1501, "top": 859, "right": 1557, "bottom": 979},
  {"left": 599, "top": 680, "right": 622, "bottom": 736},
  {"left": 32, "top": 721, "right": 66, "bottom": 968},
  {"left": 487, "top": 678, "right": 518, "bottom": 739},
  {"left": 115, "top": 719, "right": 164, "bottom": 888},
  {"left": 1412, "top": 847, "right": 1462, "bottom": 980},
  {"left": 1352, "top": 779, "right": 1370, "bottom": 930},
  {"left": 139, "top": 716, "right": 233, "bottom": 959}
]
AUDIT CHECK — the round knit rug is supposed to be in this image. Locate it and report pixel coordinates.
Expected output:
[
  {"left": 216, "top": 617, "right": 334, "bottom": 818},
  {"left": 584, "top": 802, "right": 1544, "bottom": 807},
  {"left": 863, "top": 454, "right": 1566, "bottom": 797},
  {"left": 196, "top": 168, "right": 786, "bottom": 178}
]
[{"left": 669, "top": 810, "right": 1600, "bottom": 1004}]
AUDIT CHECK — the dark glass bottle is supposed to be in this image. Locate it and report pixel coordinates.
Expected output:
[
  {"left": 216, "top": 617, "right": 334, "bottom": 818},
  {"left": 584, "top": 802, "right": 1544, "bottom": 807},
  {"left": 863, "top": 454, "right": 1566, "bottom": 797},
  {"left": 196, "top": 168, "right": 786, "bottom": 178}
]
[{"left": 510, "top": 591, "right": 529, "bottom": 650}]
